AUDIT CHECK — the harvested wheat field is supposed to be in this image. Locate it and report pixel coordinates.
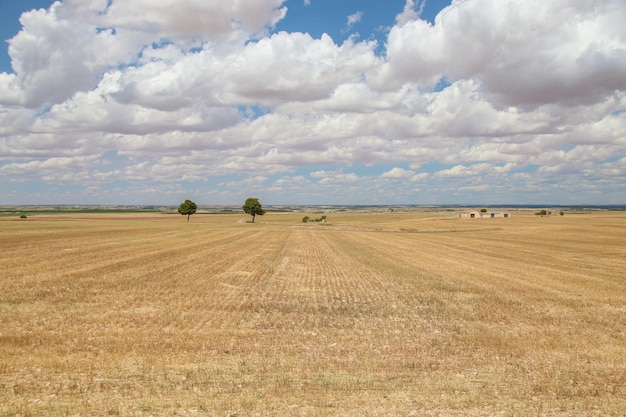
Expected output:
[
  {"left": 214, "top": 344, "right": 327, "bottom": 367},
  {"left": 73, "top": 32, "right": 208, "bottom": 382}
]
[{"left": 1, "top": 210, "right": 625, "bottom": 416}]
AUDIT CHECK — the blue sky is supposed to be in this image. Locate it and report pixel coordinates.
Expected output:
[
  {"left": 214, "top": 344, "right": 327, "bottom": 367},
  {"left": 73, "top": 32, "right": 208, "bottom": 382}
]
[{"left": 0, "top": 0, "right": 625, "bottom": 206}]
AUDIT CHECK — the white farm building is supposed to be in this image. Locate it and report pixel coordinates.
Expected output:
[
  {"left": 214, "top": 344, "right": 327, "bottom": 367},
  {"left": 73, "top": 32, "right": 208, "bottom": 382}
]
[{"left": 459, "top": 210, "right": 510, "bottom": 219}]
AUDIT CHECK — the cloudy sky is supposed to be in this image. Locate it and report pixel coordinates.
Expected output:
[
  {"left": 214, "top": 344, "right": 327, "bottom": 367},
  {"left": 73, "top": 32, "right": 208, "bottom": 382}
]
[{"left": 1, "top": 0, "right": 625, "bottom": 206}]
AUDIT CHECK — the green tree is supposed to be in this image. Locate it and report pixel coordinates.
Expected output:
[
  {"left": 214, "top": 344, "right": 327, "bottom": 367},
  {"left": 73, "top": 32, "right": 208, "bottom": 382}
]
[
  {"left": 242, "top": 198, "right": 265, "bottom": 223},
  {"left": 178, "top": 199, "right": 197, "bottom": 221}
]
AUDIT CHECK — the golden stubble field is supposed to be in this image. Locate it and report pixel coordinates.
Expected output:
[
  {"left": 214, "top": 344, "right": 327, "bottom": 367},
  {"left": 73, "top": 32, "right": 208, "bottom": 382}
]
[{"left": 1, "top": 210, "right": 625, "bottom": 416}]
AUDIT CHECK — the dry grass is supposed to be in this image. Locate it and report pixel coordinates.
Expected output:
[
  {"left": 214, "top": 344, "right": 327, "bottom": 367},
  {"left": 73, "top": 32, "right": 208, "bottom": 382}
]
[{"left": 1, "top": 211, "right": 625, "bottom": 416}]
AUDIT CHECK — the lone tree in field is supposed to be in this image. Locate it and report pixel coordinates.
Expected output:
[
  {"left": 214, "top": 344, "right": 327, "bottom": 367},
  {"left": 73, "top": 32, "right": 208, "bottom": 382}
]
[
  {"left": 242, "top": 197, "right": 265, "bottom": 223},
  {"left": 178, "top": 199, "right": 197, "bottom": 221}
]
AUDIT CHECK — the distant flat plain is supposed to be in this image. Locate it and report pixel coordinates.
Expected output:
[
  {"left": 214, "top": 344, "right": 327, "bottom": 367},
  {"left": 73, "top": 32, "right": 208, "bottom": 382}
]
[{"left": 1, "top": 210, "right": 625, "bottom": 416}]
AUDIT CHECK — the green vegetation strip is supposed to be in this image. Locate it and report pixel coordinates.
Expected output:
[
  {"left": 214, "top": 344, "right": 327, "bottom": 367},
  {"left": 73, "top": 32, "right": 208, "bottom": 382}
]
[{"left": 0, "top": 209, "right": 160, "bottom": 216}]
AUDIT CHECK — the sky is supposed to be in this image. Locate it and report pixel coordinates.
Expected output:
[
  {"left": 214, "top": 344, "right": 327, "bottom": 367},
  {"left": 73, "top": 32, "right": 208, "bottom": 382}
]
[{"left": 0, "top": 0, "right": 625, "bottom": 206}]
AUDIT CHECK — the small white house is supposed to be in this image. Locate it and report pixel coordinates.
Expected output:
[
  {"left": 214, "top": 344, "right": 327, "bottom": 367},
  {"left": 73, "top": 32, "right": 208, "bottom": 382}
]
[
  {"left": 459, "top": 210, "right": 480, "bottom": 218},
  {"left": 489, "top": 211, "right": 510, "bottom": 218},
  {"left": 460, "top": 210, "right": 510, "bottom": 219}
]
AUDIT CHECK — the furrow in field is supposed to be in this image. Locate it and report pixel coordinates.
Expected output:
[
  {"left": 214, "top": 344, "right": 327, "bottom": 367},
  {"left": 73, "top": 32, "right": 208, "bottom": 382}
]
[
  {"left": 1, "top": 226, "right": 261, "bottom": 305},
  {"left": 249, "top": 228, "right": 408, "bottom": 335},
  {"left": 89, "top": 227, "right": 289, "bottom": 332},
  {"left": 197, "top": 229, "right": 291, "bottom": 327},
  {"left": 348, "top": 227, "right": 625, "bottom": 304},
  {"left": 323, "top": 227, "right": 626, "bottom": 356}
]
